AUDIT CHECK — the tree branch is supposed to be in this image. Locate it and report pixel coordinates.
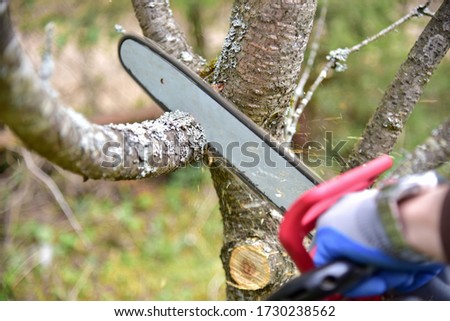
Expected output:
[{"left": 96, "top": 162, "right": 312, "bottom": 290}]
[
  {"left": 390, "top": 117, "right": 450, "bottom": 178},
  {"left": 214, "top": 0, "right": 317, "bottom": 139},
  {"left": 0, "top": 4, "right": 206, "bottom": 181},
  {"left": 348, "top": 0, "right": 450, "bottom": 168},
  {"left": 130, "top": 0, "right": 205, "bottom": 73}
]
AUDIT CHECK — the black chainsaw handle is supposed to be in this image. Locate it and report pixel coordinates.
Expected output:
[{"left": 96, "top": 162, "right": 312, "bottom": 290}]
[{"left": 266, "top": 260, "right": 374, "bottom": 301}]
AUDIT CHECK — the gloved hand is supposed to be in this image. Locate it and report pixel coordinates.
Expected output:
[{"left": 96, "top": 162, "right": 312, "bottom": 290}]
[{"left": 313, "top": 188, "right": 444, "bottom": 298}]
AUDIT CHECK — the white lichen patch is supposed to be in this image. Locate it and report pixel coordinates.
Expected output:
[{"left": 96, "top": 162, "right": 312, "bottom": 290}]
[
  {"left": 383, "top": 112, "right": 402, "bottom": 130},
  {"left": 114, "top": 24, "right": 126, "bottom": 34},
  {"left": 180, "top": 51, "right": 194, "bottom": 62},
  {"left": 269, "top": 209, "right": 283, "bottom": 222},
  {"left": 146, "top": 0, "right": 156, "bottom": 8},
  {"left": 327, "top": 48, "right": 350, "bottom": 72},
  {"left": 214, "top": 5, "right": 248, "bottom": 81},
  {"left": 106, "top": 110, "right": 206, "bottom": 179}
]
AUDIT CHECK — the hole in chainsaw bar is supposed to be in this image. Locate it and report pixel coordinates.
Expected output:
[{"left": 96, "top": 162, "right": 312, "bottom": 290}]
[
  {"left": 320, "top": 276, "right": 338, "bottom": 292},
  {"left": 160, "top": 78, "right": 165, "bottom": 84}
]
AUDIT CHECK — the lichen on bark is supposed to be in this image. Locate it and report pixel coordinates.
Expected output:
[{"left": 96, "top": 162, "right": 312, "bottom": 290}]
[{"left": 391, "top": 117, "right": 450, "bottom": 178}]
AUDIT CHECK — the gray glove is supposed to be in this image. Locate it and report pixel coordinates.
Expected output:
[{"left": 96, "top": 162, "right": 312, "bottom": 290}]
[{"left": 313, "top": 172, "right": 446, "bottom": 298}]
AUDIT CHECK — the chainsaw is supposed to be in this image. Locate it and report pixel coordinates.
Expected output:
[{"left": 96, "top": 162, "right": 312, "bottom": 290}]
[{"left": 118, "top": 35, "right": 393, "bottom": 300}]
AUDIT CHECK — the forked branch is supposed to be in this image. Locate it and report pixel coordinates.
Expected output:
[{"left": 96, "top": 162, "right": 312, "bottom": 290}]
[{"left": 286, "top": 1, "right": 435, "bottom": 144}]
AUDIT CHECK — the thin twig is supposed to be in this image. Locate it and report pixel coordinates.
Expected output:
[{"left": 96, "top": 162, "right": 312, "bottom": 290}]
[
  {"left": 1, "top": 159, "right": 33, "bottom": 247},
  {"left": 21, "top": 149, "right": 92, "bottom": 249},
  {"left": 12, "top": 251, "right": 41, "bottom": 288},
  {"left": 347, "top": 3, "right": 429, "bottom": 55},
  {"left": 293, "top": 1, "right": 328, "bottom": 106},
  {"left": 68, "top": 260, "right": 95, "bottom": 300},
  {"left": 287, "top": 1, "right": 433, "bottom": 137},
  {"left": 39, "top": 22, "right": 57, "bottom": 98},
  {"left": 285, "top": 0, "right": 328, "bottom": 140}
]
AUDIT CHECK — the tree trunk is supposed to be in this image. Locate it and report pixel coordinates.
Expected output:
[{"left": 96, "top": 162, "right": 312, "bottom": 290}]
[{"left": 210, "top": 0, "right": 317, "bottom": 300}]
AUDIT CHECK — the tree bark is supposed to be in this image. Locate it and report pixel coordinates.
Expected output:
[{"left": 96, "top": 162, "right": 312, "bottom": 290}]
[
  {"left": 214, "top": 0, "right": 316, "bottom": 138},
  {"left": 390, "top": 117, "right": 450, "bottom": 178},
  {"left": 211, "top": 0, "right": 317, "bottom": 300},
  {"left": 130, "top": 0, "right": 205, "bottom": 73},
  {"left": 348, "top": 0, "right": 450, "bottom": 168},
  {"left": 0, "top": 4, "right": 206, "bottom": 180}
]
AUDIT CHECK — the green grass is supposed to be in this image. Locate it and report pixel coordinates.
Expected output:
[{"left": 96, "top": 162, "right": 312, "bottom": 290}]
[{"left": 0, "top": 165, "right": 225, "bottom": 300}]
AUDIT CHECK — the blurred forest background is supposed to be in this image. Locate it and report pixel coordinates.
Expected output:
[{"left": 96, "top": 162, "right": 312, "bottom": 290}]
[{"left": 0, "top": 0, "right": 448, "bottom": 300}]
